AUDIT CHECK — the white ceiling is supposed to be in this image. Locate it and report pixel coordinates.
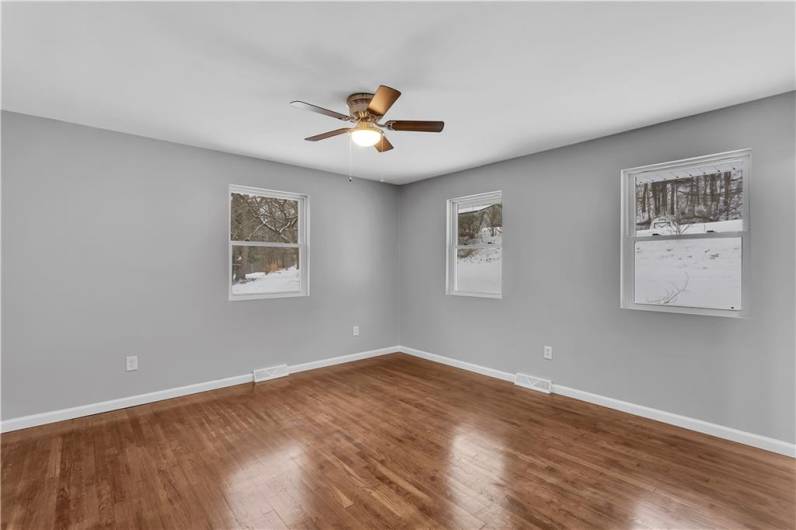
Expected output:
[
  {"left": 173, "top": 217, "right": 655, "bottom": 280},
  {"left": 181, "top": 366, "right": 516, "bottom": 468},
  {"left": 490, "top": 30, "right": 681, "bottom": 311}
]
[{"left": 3, "top": 2, "right": 794, "bottom": 184}]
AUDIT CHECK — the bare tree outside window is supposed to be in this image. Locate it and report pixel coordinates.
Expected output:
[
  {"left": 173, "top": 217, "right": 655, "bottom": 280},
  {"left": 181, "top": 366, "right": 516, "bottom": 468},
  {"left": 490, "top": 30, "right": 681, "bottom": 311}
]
[
  {"left": 621, "top": 150, "right": 749, "bottom": 316},
  {"left": 229, "top": 187, "right": 308, "bottom": 299},
  {"left": 447, "top": 191, "right": 502, "bottom": 297},
  {"left": 231, "top": 193, "right": 299, "bottom": 243},
  {"left": 634, "top": 170, "right": 743, "bottom": 234}
]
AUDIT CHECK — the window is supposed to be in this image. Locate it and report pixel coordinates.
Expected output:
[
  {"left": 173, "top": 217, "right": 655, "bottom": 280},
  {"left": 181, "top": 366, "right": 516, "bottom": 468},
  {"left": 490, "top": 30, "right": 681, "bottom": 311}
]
[
  {"left": 229, "top": 185, "right": 309, "bottom": 300},
  {"left": 620, "top": 149, "right": 750, "bottom": 317},
  {"left": 446, "top": 191, "right": 503, "bottom": 298}
]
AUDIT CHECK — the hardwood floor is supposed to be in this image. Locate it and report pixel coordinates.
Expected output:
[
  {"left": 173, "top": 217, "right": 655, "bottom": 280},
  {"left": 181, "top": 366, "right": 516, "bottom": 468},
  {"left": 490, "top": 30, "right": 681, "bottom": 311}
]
[{"left": 2, "top": 353, "right": 794, "bottom": 529}]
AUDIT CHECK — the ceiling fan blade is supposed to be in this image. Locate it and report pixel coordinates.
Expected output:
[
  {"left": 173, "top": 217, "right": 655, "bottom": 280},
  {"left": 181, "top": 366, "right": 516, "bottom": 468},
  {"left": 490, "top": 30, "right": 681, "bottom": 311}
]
[
  {"left": 290, "top": 101, "right": 352, "bottom": 122},
  {"left": 304, "top": 128, "right": 351, "bottom": 141},
  {"left": 374, "top": 135, "right": 394, "bottom": 153},
  {"left": 367, "top": 85, "right": 401, "bottom": 116},
  {"left": 385, "top": 120, "right": 444, "bottom": 133}
]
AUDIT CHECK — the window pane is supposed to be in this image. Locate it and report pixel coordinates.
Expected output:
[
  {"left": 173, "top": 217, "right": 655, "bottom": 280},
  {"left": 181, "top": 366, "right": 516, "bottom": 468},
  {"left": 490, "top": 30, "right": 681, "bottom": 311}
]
[
  {"left": 456, "top": 247, "right": 501, "bottom": 294},
  {"left": 634, "top": 237, "right": 741, "bottom": 310},
  {"left": 231, "top": 246, "right": 300, "bottom": 295},
  {"left": 457, "top": 202, "right": 502, "bottom": 245},
  {"left": 634, "top": 168, "right": 743, "bottom": 236},
  {"left": 231, "top": 193, "right": 299, "bottom": 243}
]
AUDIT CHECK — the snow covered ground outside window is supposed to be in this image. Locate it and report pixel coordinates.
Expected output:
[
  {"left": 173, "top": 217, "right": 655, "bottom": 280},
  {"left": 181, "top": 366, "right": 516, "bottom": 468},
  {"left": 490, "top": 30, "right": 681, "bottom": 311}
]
[
  {"left": 457, "top": 245, "right": 501, "bottom": 294},
  {"left": 229, "top": 186, "right": 306, "bottom": 299},
  {"left": 232, "top": 266, "right": 301, "bottom": 295},
  {"left": 455, "top": 228, "right": 502, "bottom": 295},
  {"left": 634, "top": 237, "right": 741, "bottom": 309},
  {"left": 625, "top": 155, "right": 748, "bottom": 314},
  {"left": 635, "top": 219, "right": 742, "bottom": 237}
]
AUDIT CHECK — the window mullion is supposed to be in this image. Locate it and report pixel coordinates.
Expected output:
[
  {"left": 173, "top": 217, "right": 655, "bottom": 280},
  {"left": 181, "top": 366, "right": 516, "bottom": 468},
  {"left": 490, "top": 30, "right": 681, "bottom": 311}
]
[
  {"left": 231, "top": 241, "right": 299, "bottom": 248},
  {"left": 631, "top": 231, "right": 743, "bottom": 243}
]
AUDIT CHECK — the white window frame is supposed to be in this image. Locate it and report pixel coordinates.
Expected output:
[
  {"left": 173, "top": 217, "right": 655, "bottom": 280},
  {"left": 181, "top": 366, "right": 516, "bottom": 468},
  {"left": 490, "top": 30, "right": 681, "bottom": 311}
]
[
  {"left": 228, "top": 184, "right": 310, "bottom": 301},
  {"left": 446, "top": 190, "right": 503, "bottom": 299},
  {"left": 620, "top": 149, "right": 750, "bottom": 318}
]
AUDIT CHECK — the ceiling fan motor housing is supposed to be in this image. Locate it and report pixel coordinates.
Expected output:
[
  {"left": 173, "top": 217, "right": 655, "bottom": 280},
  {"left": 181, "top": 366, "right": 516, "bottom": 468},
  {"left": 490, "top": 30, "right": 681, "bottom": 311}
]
[
  {"left": 346, "top": 92, "right": 375, "bottom": 119},
  {"left": 292, "top": 85, "right": 443, "bottom": 152}
]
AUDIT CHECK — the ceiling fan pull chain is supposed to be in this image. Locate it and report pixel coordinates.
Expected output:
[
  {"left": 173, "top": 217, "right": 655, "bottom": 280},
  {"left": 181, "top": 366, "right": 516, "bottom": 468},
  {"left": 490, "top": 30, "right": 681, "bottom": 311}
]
[{"left": 347, "top": 133, "right": 353, "bottom": 183}]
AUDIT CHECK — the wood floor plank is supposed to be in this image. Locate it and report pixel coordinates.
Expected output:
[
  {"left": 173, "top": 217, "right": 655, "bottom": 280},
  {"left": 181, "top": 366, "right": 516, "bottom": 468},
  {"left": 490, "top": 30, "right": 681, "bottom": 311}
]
[{"left": 2, "top": 353, "right": 794, "bottom": 529}]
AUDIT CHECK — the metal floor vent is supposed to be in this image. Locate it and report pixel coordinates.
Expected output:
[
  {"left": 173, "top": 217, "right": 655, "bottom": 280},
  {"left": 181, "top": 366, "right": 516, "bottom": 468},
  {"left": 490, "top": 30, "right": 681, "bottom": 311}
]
[
  {"left": 253, "top": 364, "right": 290, "bottom": 383},
  {"left": 514, "top": 373, "right": 552, "bottom": 394}
]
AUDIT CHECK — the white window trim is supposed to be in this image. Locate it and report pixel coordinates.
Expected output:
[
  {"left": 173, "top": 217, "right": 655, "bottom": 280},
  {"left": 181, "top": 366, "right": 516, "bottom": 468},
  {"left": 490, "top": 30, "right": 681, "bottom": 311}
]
[
  {"left": 228, "top": 184, "right": 310, "bottom": 301},
  {"left": 620, "top": 149, "right": 751, "bottom": 318},
  {"left": 446, "top": 190, "right": 503, "bottom": 299}
]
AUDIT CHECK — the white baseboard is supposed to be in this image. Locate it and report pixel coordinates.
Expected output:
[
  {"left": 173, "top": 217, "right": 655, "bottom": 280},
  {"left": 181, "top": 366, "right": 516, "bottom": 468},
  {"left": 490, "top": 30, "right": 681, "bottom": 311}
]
[
  {"left": 551, "top": 384, "right": 796, "bottom": 458},
  {"left": 399, "top": 345, "right": 515, "bottom": 382},
  {"left": 0, "top": 372, "right": 253, "bottom": 433},
  {"left": 396, "top": 345, "right": 796, "bottom": 458},
  {"left": 290, "top": 346, "right": 397, "bottom": 374},
  {"left": 1, "top": 346, "right": 398, "bottom": 433},
  {"left": 5, "top": 344, "right": 793, "bottom": 458}
]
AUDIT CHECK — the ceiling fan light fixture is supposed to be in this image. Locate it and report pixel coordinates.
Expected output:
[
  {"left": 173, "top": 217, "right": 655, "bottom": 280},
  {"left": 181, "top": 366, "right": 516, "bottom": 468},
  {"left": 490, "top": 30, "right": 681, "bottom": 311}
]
[
  {"left": 350, "top": 123, "right": 383, "bottom": 147},
  {"left": 292, "top": 85, "right": 444, "bottom": 153}
]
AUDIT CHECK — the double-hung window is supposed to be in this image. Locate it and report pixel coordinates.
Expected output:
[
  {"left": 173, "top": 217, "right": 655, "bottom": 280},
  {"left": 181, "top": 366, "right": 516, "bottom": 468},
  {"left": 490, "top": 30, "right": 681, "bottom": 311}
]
[
  {"left": 621, "top": 149, "right": 750, "bottom": 317},
  {"left": 446, "top": 191, "right": 503, "bottom": 298},
  {"left": 229, "top": 185, "right": 309, "bottom": 300}
]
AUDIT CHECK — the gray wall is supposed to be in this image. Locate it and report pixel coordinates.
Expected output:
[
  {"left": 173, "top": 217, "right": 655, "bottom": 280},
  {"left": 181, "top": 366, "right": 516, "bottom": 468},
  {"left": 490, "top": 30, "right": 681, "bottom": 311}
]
[
  {"left": 398, "top": 92, "right": 795, "bottom": 443},
  {"left": 4, "top": 94, "right": 794, "bottom": 444},
  {"left": 2, "top": 111, "right": 401, "bottom": 419}
]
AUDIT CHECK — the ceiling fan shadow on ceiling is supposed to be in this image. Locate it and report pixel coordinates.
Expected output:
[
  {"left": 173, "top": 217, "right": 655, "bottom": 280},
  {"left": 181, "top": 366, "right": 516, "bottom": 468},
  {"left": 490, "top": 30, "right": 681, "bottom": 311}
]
[{"left": 290, "top": 84, "right": 444, "bottom": 153}]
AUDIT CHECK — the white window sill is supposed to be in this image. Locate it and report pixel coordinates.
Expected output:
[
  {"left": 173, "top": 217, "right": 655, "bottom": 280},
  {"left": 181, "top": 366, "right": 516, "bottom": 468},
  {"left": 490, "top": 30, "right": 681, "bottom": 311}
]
[
  {"left": 620, "top": 302, "right": 745, "bottom": 318},
  {"left": 447, "top": 291, "right": 502, "bottom": 299},
  {"left": 229, "top": 291, "right": 308, "bottom": 302}
]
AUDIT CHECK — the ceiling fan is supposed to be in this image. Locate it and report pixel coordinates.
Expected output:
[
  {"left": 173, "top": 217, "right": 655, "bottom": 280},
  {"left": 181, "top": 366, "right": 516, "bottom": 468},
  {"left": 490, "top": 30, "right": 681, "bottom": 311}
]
[{"left": 290, "top": 85, "right": 444, "bottom": 153}]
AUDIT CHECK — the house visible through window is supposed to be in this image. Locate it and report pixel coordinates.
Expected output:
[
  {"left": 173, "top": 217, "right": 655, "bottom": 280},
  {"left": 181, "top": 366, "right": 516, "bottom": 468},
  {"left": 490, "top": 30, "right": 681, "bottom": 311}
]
[
  {"left": 621, "top": 149, "right": 749, "bottom": 317},
  {"left": 229, "top": 185, "right": 309, "bottom": 300},
  {"left": 446, "top": 191, "right": 502, "bottom": 298}
]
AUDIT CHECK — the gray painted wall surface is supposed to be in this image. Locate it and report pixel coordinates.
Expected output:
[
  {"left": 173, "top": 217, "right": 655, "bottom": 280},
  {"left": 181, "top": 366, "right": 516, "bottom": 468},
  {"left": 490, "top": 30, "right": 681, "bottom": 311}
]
[
  {"left": 1, "top": 111, "right": 401, "bottom": 419},
  {"left": 3, "top": 94, "right": 794, "bottom": 444},
  {"left": 398, "top": 92, "right": 795, "bottom": 443}
]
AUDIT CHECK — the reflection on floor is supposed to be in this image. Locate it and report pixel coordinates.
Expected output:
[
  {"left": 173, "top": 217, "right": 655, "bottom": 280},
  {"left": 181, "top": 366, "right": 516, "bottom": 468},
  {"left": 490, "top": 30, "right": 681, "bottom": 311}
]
[{"left": 2, "top": 353, "right": 793, "bottom": 529}]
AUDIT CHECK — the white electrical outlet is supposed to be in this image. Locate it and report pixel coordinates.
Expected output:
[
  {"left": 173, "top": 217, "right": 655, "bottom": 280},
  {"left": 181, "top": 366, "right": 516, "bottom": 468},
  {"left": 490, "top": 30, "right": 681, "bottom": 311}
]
[
  {"left": 543, "top": 346, "right": 553, "bottom": 360},
  {"left": 353, "top": 325, "right": 360, "bottom": 337},
  {"left": 126, "top": 355, "right": 138, "bottom": 372}
]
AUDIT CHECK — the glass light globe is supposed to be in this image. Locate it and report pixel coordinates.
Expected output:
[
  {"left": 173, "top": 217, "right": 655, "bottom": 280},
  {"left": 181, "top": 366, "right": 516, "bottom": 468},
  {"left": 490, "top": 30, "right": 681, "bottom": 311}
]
[{"left": 351, "top": 125, "right": 382, "bottom": 147}]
